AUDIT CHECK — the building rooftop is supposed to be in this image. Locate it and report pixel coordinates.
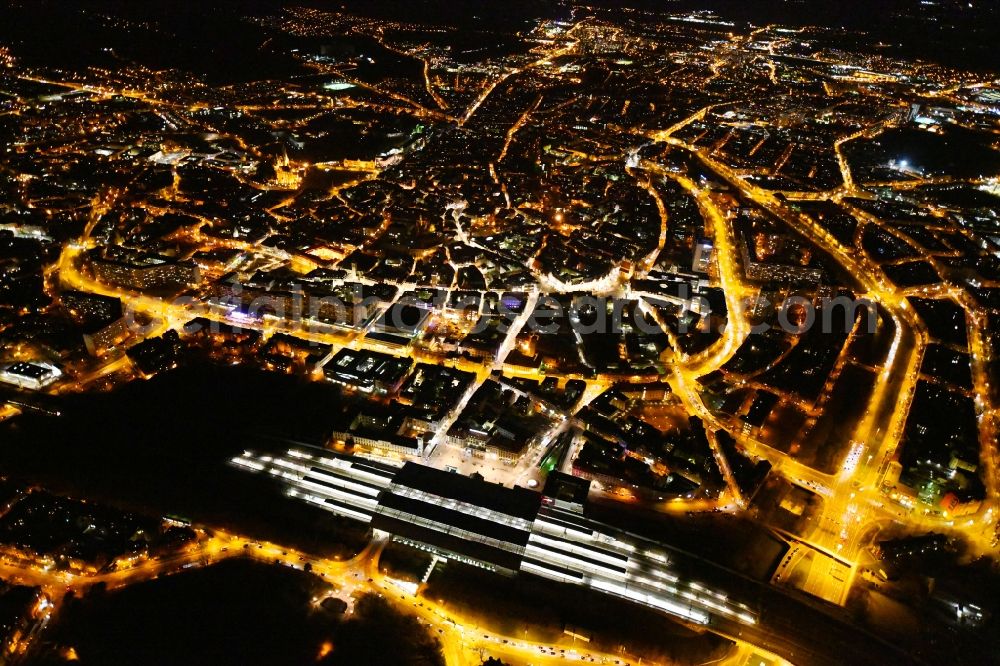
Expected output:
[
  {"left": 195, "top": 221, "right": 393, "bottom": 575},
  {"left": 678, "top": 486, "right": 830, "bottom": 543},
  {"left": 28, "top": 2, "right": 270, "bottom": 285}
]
[{"left": 391, "top": 463, "right": 542, "bottom": 522}]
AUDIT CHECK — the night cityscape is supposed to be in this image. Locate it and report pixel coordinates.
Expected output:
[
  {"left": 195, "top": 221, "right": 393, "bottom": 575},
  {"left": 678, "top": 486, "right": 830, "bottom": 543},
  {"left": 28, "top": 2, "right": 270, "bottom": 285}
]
[{"left": 0, "top": 0, "right": 999, "bottom": 664}]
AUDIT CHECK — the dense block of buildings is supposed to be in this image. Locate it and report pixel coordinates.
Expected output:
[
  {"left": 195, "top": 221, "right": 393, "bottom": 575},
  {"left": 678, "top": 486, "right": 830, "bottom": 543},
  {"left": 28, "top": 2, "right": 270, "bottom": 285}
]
[{"left": 89, "top": 248, "right": 200, "bottom": 291}]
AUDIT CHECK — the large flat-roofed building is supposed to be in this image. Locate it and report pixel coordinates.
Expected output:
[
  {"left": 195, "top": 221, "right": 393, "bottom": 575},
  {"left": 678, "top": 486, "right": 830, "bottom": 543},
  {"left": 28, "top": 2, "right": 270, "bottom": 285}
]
[
  {"left": 541, "top": 471, "right": 591, "bottom": 514},
  {"left": 82, "top": 317, "right": 131, "bottom": 356},
  {"left": 59, "top": 290, "right": 131, "bottom": 355},
  {"left": 371, "top": 463, "right": 541, "bottom": 573},
  {"left": 323, "top": 349, "right": 413, "bottom": 396},
  {"left": 89, "top": 248, "right": 200, "bottom": 291},
  {"left": 329, "top": 406, "right": 426, "bottom": 458},
  {"left": 0, "top": 362, "right": 62, "bottom": 390},
  {"left": 60, "top": 290, "right": 123, "bottom": 322}
]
